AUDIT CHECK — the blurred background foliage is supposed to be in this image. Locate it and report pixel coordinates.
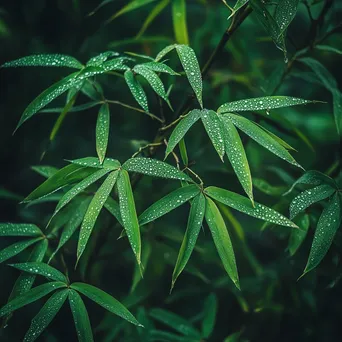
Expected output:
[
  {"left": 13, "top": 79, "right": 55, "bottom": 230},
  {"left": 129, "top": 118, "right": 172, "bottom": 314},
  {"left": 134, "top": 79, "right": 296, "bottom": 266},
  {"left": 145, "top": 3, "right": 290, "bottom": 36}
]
[{"left": 0, "top": 0, "right": 341, "bottom": 341}]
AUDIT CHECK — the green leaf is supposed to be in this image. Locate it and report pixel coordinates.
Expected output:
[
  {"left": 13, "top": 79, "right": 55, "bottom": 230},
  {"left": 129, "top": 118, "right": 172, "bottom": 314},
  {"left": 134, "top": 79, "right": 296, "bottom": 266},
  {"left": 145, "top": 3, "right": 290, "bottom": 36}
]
[
  {"left": 228, "top": 1, "right": 249, "bottom": 20},
  {"left": 176, "top": 45, "right": 203, "bottom": 108},
  {"left": 70, "top": 282, "right": 142, "bottom": 326},
  {"left": 52, "top": 168, "right": 110, "bottom": 219},
  {"left": 23, "top": 289, "right": 69, "bottom": 342},
  {"left": 86, "top": 51, "right": 119, "bottom": 67},
  {"left": 49, "top": 198, "right": 90, "bottom": 262},
  {"left": 302, "top": 193, "right": 342, "bottom": 276},
  {"left": 24, "top": 164, "right": 97, "bottom": 203},
  {"left": 133, "top": 64, "right": 169, "bottom": 102},
  {"left": 1, "top": 54, "right": 83, "bottom": 69},
  {"left": 96, "top": 103, "right": 110, "bottom": 163},
  {"left": 0, "top": 223, "right": 42, "bottom": 237},
  {"left": 253, "top": 178, "right": 287, "bottom": 196},
  {"left": 10, "top": 262, "right": 68, "bottom": 283},
  {"left": 172, "top": 0, "right": 189, "bottom": 45},
  {"left": 122, "top": 157, "right": 192, "bottom": 181},
  {"left": 117, "top": 170, "right": 141, "bottom": 266},
  {"left": 0, "top": 237, "right": 43, "bottom": 264},
  {"left": 124, "top": 69, "right": 149, "bottom": 112},
  {"left": 205, "top": 186, "right": 297, "bottom": 228},
  {"left": 68, "top": 157, "right": 121, "bottom": 170},
  {"left": 0, "top": 282, "right": 66, "bottom": 317},
  {"left": 172, "top": 193, "right": 206, "bottom": 289},
  {"left": 224, "top": 113, "right": 302, "bottom": 168},
  {"left": 139, "top": 185, "right": 201, "bottom": 225},
  {"left": 104, "top": 196, "right": 123, "bottom": 226},
  {"left": 221, "top": 117, "right": 253, "bottom": 203},
  {"left": 149, "top": 308, "right": 201, "bottom": 337},
  {"left": 31, "top": 166, "right": 59, "bottom": 178},
  {"left": 316, "top": 45, "right": 342, "bottom": 55},
  {"left": 288, "top": 213, "right": 309, "bottom": 256},
  {"left": 150, "top": 330, "right": 197, "bottom": 341},
  {"left": 155, "top": 44, "right": 177, "bottom": 62},
  {"left": 143, "top": 61, "right": 179, "bottom": 75},
  {"left": 290, "top": 184, "right": 336, "bottom": 219},
  {"left": 205, "top": 197, "right": 239, "bottom": 289},
  {"left": 77, "top": 171, "right": 118, "bottom": 262},
  {"left": 201, "top": 293, "right": 218, "bottom": 339},
  {"left": 275, "top": 0, "right": 299, "bottom": 34},
  {"left": 102, "top": 57, "right": 131, "bottom": 72},
  {"left": 217, "top": 96, "right": 311, "bottom": 114},
  {"left": 41, "top": 101, "right": 100, "bottom": 113},
  {"left": 165, "top": 109, "right": 202, "bottom": 158},
  {"left": 201, "top": 109, "right": 225, "bottom": 161},
  {"left": 69, "top": 290, "right": 94, "bottom": 342}
]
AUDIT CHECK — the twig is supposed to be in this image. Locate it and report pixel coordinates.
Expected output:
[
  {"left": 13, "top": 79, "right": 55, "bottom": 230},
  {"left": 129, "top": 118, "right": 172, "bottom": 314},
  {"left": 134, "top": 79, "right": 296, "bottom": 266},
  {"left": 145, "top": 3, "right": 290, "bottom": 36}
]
[{"left": 132, "top": 142, "right": 163, "bottom": 158}]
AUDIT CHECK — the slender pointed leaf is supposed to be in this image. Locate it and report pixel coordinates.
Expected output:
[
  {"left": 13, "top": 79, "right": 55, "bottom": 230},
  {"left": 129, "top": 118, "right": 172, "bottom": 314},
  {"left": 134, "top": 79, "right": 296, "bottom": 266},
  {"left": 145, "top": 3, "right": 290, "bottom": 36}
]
[
  {"left": 96, "top": 103, "right": 110, "bottom": 163},
  {"left": 205, "top": 197, "right": 239, "bottom": 289},
  {"left": 143, "top": 62, "right": 179, "bottom": 75},
  {"left": 87, "top": 51, "right": 119, "bottom": 67},
  {"left": 0, "top": 223, "right": 42, "bottom": 237},
  {"left": 122, "top": 157, "right": 192, "bottom": 181},
  {"left": 172, "top": 193, "right": 206, "bottom": 289},
  {"left": 31, "top": 166, "right": 58, "bottom": 178},
  {"left": 124, "top": 69, "right": 149, "bottom": 112},
  {"left": 172, "top": 0, "right": 189, "bottom": 44},
  {"left": 288, "top": 213, "right": 309, "bottom": 256},
  {"left": 68, "top": 157, "right": 120, "bottom": 170},
  {"left": 201, "top": 293, "right": 218, "bottom": 339},
  {"left": 69, "top": 290, "right": 94, "bottom": 342},
  {"left": 205, "top": 186, "right": 297, "bottom": 228},
  {"left": 316, "top": 45, "right": 342, "bottom": 55},
  {"left": 41, "top": 101, "right": 100, "bottom": 113},
  {"left": 228, "top": 1, "right": 249, "bottom": 19},
  {"left": 77, "top": 171, "right": 118, "bottom": 262},
  {"left": 155, "top": 44, "right": 177, "bottom": 62},
  {"left": 139, "top": 185, "right": 201, "bottom": 225},
  {"left": 290, "top": 184, "right": 336, "bottom": 219},
  {"left": 70, "top": 282, "right": 142, "bottom": 326},
  {"left": 0, "top": 282, "right": 66, "bottom": 317},
  {"left": 104, "top": 196, "right": 123, "bottom": 226},
  {"left": 275, "top": 0, "right": 299, "bottom": 34},
  {"left": 23, "top": 289, "right": 69, "bottom": 342}
]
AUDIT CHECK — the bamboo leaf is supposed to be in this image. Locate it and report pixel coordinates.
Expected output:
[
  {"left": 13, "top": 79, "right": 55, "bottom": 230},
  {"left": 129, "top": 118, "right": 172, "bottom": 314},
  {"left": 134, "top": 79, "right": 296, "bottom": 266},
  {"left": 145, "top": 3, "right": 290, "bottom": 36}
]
[
  {"left": 224, "top": 113, "right": 302, "bottom": 168},
  {"left": 31, "top": 166, "right": 58, "bottom": 178},
  {"left": 143, "top": 61, "right": 179, "bottom": 75},
  {"left": 155, "top": 44, "right": 177, "bottom": 62},
  {"left": 124, "top": 69, "right": 149, "bottom": 112},
  {"left": 201, "top": 293, "right": 218, "bottom": 339},
  {"left": 221, "top": 117, "right": 253, "bottom": 203},
  {"left": 288, "top": 213, "right": 309, "bottom": 256},
  {"left": 0, "top": 223, "right": 42, "bottom": 237},
  {"left": 23, "top": 289, "right": 69, "bottom": 342},
  {"left": 9, "top": 262, "right": 68, "bottom": 283},
  {"left": 302, "top": 193, "right": 341, "bottom": 276},
  {"left": 104, "top": 197, "right": 123, "bottom": 226},
  {"left": 96, "top": 103, "right": 110, "bottom": 163},
  {"left": 205, "top": 186, "right": 297, "bottom": 228},
  {"left": 77, "top": 171, "right": 118, "bottom": 262},
  {"left": 117, "top": 170, "right": 141, "bottom": 266},
  {"left": 0, "top": 238, "right": 43, "bottom": 264},
  {"left": 290, "top": 184, "right": 336, "bottom": 219},
  {"left": 122, "top": 157, "right": 192, "bottom": 181},
  {"left": 172, "top": 193, "right": 206, "bottom": 289},
  {"left": 139, "top": 185, "right": 201, "bottom": 225},
  {"left": 68, "top": 157, "right": 121, "bottom": 170},
  {"left": 87, "top": 51, "right": 119, "bottom": 67},
  {"left": 205, "top": 197, "right": 240, "bottom": 289},
  {"left": 165, "top": 109, "right": 202, "bottom": 158},
  {"left": 275, "top": 0, "right": 299, "bottom": 34},
  {"left": 172, "top": 0, "right": 189, "bottom": 45},
  {"left": 201, "top": 110, "right": 225, "bottom": 161},
  {"left": 70, "top": 282, "right": 142, "bottom": 326},
  {"left": 1, "top": 54, "right": 83, "bottom": 69},
  {"left": 316, "top": 45, "right": 342, "bottom": 55},
  {"left": 228, "top": 1, "right": 249, "bottom": 19},
  {"left": 0, "top": 282, "right": 66, "bottom": 317},
  {"left": 69, "top": 290, "right": 94, "bottom": 342}
]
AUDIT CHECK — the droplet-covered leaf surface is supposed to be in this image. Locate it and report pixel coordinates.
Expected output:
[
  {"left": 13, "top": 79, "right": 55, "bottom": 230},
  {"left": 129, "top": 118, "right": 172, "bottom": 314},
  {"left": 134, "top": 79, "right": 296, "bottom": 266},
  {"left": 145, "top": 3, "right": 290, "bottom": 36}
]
[
  {"left": 143, "top": 62, "right": 179, "bottom": 75},
  {"left": 68, "top": 156, "right": 121, "bottom": 170},
  {"left": 205, "top": 197, "right": 240, "bottom": 289},
  {"left": 0, "top": 223, "right": 42, "bottom": 237},
  {"left": 96, "top": 103, "right": 110, "bottom": 164},
  {"left": 86, "top": 51, "right": 119, "bottom": 67},
  {"left": 205, "top": 186, "right": 297, "bottom": 228},
  {"left": 124, "top": 69, "right": 149, "bottom": 112},
  {"left": 275, "top": 0, "right": 299, "bottom": 34},
  {"left": 70, "top": 282, "right": 142, "bottom": 326},
  {"left": 123, "top": 157, "right": 192, "bottom": 181},
  {"left": 139, "top": 185, "right": 201, "bottom": 225}
]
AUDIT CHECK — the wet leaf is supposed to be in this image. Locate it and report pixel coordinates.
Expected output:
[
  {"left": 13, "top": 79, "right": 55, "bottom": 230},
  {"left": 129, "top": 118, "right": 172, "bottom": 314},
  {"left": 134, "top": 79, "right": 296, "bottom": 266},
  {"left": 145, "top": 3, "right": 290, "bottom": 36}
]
[
  {"left": 205, "top": 197, "right": 239, "bottom": 289},
  {"left": 253, "top": 178, "right": 287, "bottom": 196},
  {"left": 143, "top": 61, "right": 179, "bottom": 75},
  {"left": 172, "top": 0, "right": 189, "bottom": 45},
  {"left": 122, "top": 157, "right": 192, "bottom": 181},
  {"left": 302, "top": 193, "right": 342, "bottom": 276},
  {"left": 275, "top": 0, "right": 299, "bottom": 34},
  {"left": 201, "top": 293, "right": 218, "bottom": 339},
  {"left": 1, "top": 54, "right": 83, "bottom": 69},
  {"left": 117, "top": 170, "right": 141, "bottom": 266},
  {"left": 0, "top": 238, "right": 43, "bottom": 264},
  {"left": 155, "top": 44, "right": 177, "bottom": 62},
  {"left": 172, "top": 193, "right": 206, "bottom": 289},
  {"left": 228, "top": 1, "right": 249, "bottom": 19},
  {"left": 201, "top": 109, "right": 225, "bottom": 161},
  {"left": 288, "top": 213, "right": 309, "bottom": 256},
  {"left": 205, "top": 186, "right": 297, "bottom": 228},
  {"left": 224, "top": 113, "right": 302, "bottom": 168},
  {"left": 0, "top": 223, "right": 42, "bottom": 237},
  {"left": 139, "top": 185, "right": 201, "bottom": 225},
  {"left": 10, "top": 262, "right": 68, "bottom": 283},
  {"left": 68, "top": 157, "right": 121, "bottom": 170},
  {"left": 86, "top": 51, "right": 119, "bottom": 67},
  {"left": 165, "top": 109, "right": 202, "bottom": 158},
  {"left": 96, "top": 103, "right": 110, "bottom": 163},
  {"left": 31, "top": 166, "right": 59, "bottom": 178},
  {"left": 124, "top": 69, "right": 149, "bottom": 112},
  {"left": 290, "top": 184, "right": 336, "bottom": 219},
  {"left": 0, "top": 282, "right": 66, "bottom": 317},
  {"left": 70, "top": 282, "right": 142, "bottom": 326},
  {"left": 218, "top": 96, "right": 311, "bottom": 114},
  {"left": 104, "top": 196, "right": 123, "bottom": 226},
  {"left": 69, "top": 290, "right": 94, "bottom": 342},
  {"left": 77, "top": 171, "right": 118, "bottom": 262},
  {"left": 221, "top": 117, "right": 253, "bottom": 203},
  {"left": 23, "top": 289, "right": 69, "bottom": 342}
]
